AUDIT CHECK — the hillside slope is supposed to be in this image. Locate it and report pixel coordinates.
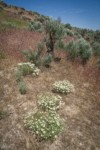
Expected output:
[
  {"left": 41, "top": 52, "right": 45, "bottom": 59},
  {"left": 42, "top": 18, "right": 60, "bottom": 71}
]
[{"left": 0, "top": 2, "right": 100, "bottom": 150}]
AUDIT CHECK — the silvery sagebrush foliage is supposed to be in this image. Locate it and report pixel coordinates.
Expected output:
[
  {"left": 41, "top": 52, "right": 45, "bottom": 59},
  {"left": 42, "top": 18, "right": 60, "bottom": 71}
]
[
  {"left": 53, "top": 80, "right": 75, "bottom": 94},
  {"left": 38, "top": 93, "right": 64, "bottom": 112},
  {"left": 18, "top": 62, "right": 40, "bottom": 76},
  {"left": 24, "top": 111, "right": 63, "bottom": 140}
]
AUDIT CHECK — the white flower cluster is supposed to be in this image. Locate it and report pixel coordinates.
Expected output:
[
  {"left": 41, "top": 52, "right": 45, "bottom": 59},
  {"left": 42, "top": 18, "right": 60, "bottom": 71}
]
[
  {"left": 18, "top": 62, "right": 40, "bottom": 76},
  {"left": 32, "top": 67, "right": 40, "bottom": 76},
  {"left": 25, "top": 111, "right": 63, "bottom": 140},
  {"left": 53, "top": 80, "right": 75, "bottom": 94},
  {"left": 38, "top": 93, "right": 63, "bottom": 112}
]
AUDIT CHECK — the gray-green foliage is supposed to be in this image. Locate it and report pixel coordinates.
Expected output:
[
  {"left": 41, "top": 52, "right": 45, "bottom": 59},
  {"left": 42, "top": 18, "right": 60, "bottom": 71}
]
[
  {"left": 18, "top": 62, "right": 40, "bottom": 76},
  {"left": 22, "top": 42, "right": 53, "bottom": 67},
  {"left": 43, "top": 54, "right": 52, "bottom": 67},
  {"left": 0, "top": 50, "right": 5, "bottom": 59},
  {"left": 15, "top": 70, "right": 22, "bottom": 82},
  {"left": 25, "top": 111, "right": 63, "bottom": 140},
  {"left": 18, "top": 81, "right": 27, "bottom": 94},
  {"left": 18, "top": 63, "right": 33, "bottom": 76},
  {"left": 28, "top": 20, "right": 42, "bottom": 32},
  {"left": 0, "top": 110, "right": 9, "bottom": 120},
  {"left": 1, "top": 21, "right": 17, "bottom": 28},
  {"left": 66, "top": 29, "right": 74, "bottom": 36},
  {"left": 22, "top": 42, "right": 44, "bottom": 66},
  {"left": 92, "top": 42, "right": 100, "bottom": 56},
  {"left": 66, "top": 38, "right": 92, "bottom": 63},
  {"left": 45, "top": 19, "right": 66, "bottom": 55},
  {"left": 78, "top": 38, "right": 92, "bottom": 62}
]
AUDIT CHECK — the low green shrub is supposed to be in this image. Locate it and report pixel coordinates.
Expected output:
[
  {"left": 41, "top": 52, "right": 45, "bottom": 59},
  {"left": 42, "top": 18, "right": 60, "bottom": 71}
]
[
  {"left": 15, "top": 70, "right": 23, "bottom": 82},
  {"left": 66, "top": 29, "right": 74, "bottom": 36},
  {"left": 66, "top": 38, "right": 92, "bottom": 63},
  {"left": 18, "top": 63, "right": 33, "bottom": 76},
  {"left": 28, "top": 20, "right": 42, "bottom": 32},
  {"left": 18, "top": 62, "right": 40, "bottom": 76},
  {"left": 0, "top": 50, "right": 5, "bottom": 59},
  {"left": 25, "top": 111, "right": 63, "bottom": 140},
  {"left": 18, "top": 81, "right": 27, "bottom": 94},
  {"left": 1, "top": 21, "right": 17, "bottom": 28},
  {"left": 0, "top": 110, "right": 9, "bottom": 120},
  {"left": 92, "top": 42, "right": 100, "bottom": 56},
  {"left": 78, "top": 38, "right": 92, "bottom": 63},
  {"left": 97, "top": 60, "right": 100, "bottom": 68},
  {"left": 38, "top": 93, "right": 63, "bottom": 112},
  {"left": 53, "top": 80, "right": 75, "bottom": 94},
  {"left": 43, "top": 54, "right": 52, "bottom": 67},
  {"left": 66, "top": 40, "right": 79, "bottom": 60}
]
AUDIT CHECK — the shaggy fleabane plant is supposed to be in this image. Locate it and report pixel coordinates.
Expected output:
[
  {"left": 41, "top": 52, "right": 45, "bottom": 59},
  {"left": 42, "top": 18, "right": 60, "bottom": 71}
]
[
  {"left": 38, "top": 93, "right": 63, "bottom": 112},
  {"left": 25, "top": 111, "right": 63, "bottom": 140},
  {"left": 18, "top": 62, "right": 40, "bottom": 76},
  {"left": 53, "top": 80, "right": 75, "bottom": 94}
]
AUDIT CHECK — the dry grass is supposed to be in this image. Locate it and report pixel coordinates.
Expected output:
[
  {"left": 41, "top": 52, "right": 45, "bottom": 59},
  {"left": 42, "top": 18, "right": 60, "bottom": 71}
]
[
  {"left": 0, "top": 28, "right": 100, "bottom": 150},
  {"left": 0, "top": 54, "right": 100, "bottom": 150}
]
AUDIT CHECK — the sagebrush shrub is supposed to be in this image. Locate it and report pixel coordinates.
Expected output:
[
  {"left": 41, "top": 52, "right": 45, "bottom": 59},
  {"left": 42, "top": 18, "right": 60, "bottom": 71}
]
[
  {"left": 25, "top": 111, "right": 63, "bottom": 140},
  {"left": 53, "top": 80, "right": 75, "bottom": 94},
  {"left": 28, "top": 20, "right": 42, "bottom": 32},
  {"left": 92, "top": 42, "right": 100, "bottom": 56},
  {"left": 78, "top": 38, "right": 92, "bottom": 63},
  {"left": 66, "top": 38, "right": 92, "bottom": 63},
  {"left": 43, "top": 54, "right": 52, "bottom": 67},
  {"left": 38, "top": 93, "right": 63, "bottom": 112}
]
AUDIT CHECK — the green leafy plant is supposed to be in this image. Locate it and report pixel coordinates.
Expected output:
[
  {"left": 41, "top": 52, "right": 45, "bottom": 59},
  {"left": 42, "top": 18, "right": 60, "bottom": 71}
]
[
  {"left": 0, "top": 50, "right": 5, "bottom": 59},
  {"left": 15, "top": 70, "right": 23, "bottom": 82},
  {"left": 38, "top": 93, "right": 63, "bottom": 112},
  {"left": 25, "top": 111, "right": 63, "bottom": 140},
  {"left": 66, "top": 38, "right": 92, "bottom": 63},
  {"left": 18, "top": 63, "right": 33, "bottom": 76},
  {"left": 28, "top": 20, "right": 42, "bottom": 32},
  {"left": 78, "top": 38, "right": 92, "bottom": 63},
  {"left": 92, "top": 42, "right": 100, "bottom": 56},
  {"left": 0, "top": 110, "right": 9, "bottom": 120},
  {"left": 66, "top": 40, "right": 79, "bottom": 60},
  {"left": 18, "top": 81, "right": 27, "bottom": 94},
  {"left": 22, "top": 42, "right": 44, "bottom": 67},
  {"left": 43, "top": 54, "right": 52, "bottom": 67},
  {"left": 45, "top": 19, "right": 66, "bottom": 57},
  {"left": 53, "top": 80, "right": 75, "bottom": 94},
  {"left": 18, "top": 62, "right": 40, "bottom": 77}
]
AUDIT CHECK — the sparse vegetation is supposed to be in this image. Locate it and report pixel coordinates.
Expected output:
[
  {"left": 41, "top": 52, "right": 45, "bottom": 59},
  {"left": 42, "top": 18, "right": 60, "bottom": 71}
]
[
  {"left": 0, "top": 110, "right": 9, "bottom": 120},
  {"left": 0, "top": 50, "right": 5, "bottom": 59},
  {"left": 0, "top": 2, "right": 100, "bottom": 150}
]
